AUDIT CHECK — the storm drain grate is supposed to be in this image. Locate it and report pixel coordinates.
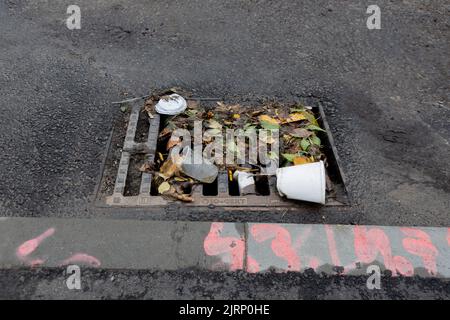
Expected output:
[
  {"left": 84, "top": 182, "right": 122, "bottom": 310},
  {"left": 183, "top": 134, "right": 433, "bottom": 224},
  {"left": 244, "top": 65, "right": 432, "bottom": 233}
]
[{"left": 98, "top": 98, "right": 349, "bottom": 209}]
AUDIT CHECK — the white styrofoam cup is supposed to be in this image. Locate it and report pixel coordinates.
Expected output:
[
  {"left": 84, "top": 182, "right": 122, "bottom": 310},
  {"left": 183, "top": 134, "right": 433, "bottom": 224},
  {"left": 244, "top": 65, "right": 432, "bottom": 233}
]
[{"left": 276, "top": 160, "right": 326, "bottom": 204}]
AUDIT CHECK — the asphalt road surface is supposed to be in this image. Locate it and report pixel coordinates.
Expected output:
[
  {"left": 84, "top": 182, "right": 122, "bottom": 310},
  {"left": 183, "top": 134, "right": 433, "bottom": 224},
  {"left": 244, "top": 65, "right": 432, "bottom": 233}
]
[
  {"left": 0, "top": 0, "right": 449, "bottom": 299},
  {"left": 0, "top": 268, "right": 449, "bottom": 300}
]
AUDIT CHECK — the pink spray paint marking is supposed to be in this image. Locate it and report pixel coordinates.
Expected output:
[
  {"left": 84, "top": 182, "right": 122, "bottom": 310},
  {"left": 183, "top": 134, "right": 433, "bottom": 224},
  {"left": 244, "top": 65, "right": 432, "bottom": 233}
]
[
  {"left": 16, "top": 228, "right": 55, "bottom": 265},
  {"left": 292, "top": 226, "right": 312, "bottom": 252},
  {"left": 308, "top": 257, "right": 321, "bottom": 271},
  {"left": 15, "top": 227, "right": 101, "bottom": 268},
  {"left": 247, "top": 255, "right": 260, "bottom": 273},
  {"left": 292, "top": 226, "right": 319, "bottom": 271},
  {"left": 204, "top": 223, "right": 245, "bottom": 271},
  {"left": 324, "top": 225, "right": 358, "bottom": 274},
  {"left": 353, "top": 226, "right": 414, "bottom": 276},
  {"left": 401, "top": 228, "right": 438, "bottom": 276},
  {"left": 447, "top": 228, "right": 450, "bottom": 247},
  {"left": 324, "top": 224, "right": 359, "bottom": 273},
  {"left": 324, "top": 225, "right": 342, "bottom": 267},
  {"left": 250, "top": 224, "right": 300, "bottom": 271},
  {"left": 59, "top": 253, "right": 101, "bottom": 267}
]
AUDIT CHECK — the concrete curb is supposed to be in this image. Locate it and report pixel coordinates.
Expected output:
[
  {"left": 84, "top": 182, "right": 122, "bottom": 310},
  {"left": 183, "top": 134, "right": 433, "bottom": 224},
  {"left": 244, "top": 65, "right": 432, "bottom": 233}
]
[{"left": 0, "top": 217, "right": 448, "bottom": 278}]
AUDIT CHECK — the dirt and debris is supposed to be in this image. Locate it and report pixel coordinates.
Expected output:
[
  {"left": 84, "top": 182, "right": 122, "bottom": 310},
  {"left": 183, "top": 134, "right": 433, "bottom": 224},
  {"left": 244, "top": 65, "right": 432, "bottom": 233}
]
[{"left": 137, "top": 89, "right": 332, "bottom": 202}]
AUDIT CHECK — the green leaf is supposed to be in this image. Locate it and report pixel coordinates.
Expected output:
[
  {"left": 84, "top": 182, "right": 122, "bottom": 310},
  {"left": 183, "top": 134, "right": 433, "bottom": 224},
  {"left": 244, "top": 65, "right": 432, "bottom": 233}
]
[
  {"left": 305, "top": 124, "right": 325, "bottom": 132},
  {"left": 282, "top": 153, "right": 296, "bottom": 162},
  {"left": 260, "top": 120, "right": 280, "bottom": 130},
  {"left": 185, "top": 109, "right": 198, "bottom": 117},
  {"left": 268, "top": 151, "right": 279, "bottom": 160},
  {"left": 300, "top": 138, "right": 311, "bottom": 151},
  {"left": 120, "top": 106, "right": 128, "bottom": 113},
  {"left": 301, "top": 112, "right": 319, "bottom": 126},
  {"left": 310, "top": 135, "right": 321, "bottom": 146}
]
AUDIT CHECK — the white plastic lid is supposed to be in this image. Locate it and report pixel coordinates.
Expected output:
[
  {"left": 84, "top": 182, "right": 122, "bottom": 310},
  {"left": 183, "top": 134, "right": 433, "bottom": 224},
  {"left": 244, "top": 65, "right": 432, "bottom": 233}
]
[{"left": 155, "top": 94, "right": 187, "bottom": 115}]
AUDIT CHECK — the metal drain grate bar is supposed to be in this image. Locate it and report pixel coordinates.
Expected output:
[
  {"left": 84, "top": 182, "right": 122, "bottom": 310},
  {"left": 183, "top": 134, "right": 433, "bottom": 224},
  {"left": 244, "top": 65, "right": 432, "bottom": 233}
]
[
  {"left": 139, "top": 115, "right": 160, "bottom": 195},
  {"left": 112, "top": 104, "right": 140, "bottom": 196},
  {"left": 106, "top": 100, "right": 348, "bottom": 208}
]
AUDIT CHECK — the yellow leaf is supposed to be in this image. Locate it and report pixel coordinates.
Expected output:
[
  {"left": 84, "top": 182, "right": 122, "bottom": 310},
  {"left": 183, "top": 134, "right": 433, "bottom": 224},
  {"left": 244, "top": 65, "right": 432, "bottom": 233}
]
[
  {"left": 283, "top": 113, "right": 306, "bottom": 124},
  {"left": 259, "top": 115, "right": 280, "bottom": 125},
  {"left": 158, "top": 181, "right": 171, "bottom": 194},
  {"left": 233, "top": 114, "right": 240, "bottom": 119},
  {"left": 301, "top": 111, "right": 319, "bottom": 126},
  {"left": 293, "top": 156, "right": 313, "bottom": 166}
]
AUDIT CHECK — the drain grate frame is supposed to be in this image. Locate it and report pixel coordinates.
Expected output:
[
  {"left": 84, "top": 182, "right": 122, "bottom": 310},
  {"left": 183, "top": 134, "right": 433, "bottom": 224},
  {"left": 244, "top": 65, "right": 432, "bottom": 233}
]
[{"left": 94, "top": 98, "right": 349, "bottom": 210}]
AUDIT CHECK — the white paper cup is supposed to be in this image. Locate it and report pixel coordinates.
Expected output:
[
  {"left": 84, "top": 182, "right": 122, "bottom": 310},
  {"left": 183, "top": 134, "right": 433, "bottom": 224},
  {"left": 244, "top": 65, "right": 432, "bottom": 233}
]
[
  {"left": 276, "top": 161, "right": 326, "bottom": 204},
  {"left": 233, "top": 171, "right": 256, "bottom": 195}
]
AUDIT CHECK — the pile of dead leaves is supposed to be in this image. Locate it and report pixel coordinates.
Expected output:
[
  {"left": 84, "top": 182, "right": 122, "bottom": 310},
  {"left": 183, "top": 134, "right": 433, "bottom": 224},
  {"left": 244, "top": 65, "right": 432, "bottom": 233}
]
[
  {"left": 141, "top": 95, "right": 328, "bottom": 200},
  {"left": 140, "top": 154, "right": 196, "bottom": 202}
]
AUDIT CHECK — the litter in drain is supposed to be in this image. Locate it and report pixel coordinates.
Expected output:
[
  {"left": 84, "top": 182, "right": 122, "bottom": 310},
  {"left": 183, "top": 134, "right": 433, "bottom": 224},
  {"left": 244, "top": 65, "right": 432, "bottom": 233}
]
[{"left": 96, "top": 96, "right": 349, "bottom": 209}]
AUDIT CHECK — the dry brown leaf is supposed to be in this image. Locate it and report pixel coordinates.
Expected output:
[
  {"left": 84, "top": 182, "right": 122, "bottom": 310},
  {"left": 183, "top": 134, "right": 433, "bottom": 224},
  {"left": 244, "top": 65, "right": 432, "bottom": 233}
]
[
  {"left": 166, "top": 186, "right": 193, "bottom": 202},
  {"left": 187, "top": 100, "right": 199, "bottom": 109},
  {"left": 166, "top": 135, "right": 181, "bottom": 150},
  {"left": 139, "top": 163, "right": 152, "bottom": 172},
  {"left": 205, "top": 110, "right": 215, "bottom": 119},
  {"left": 170, "top": 193, "right": 193, "bottom": 202},
  {"left": 146, "top": 110, "right": 154, "bottom": 119},
  {"left": 159, "top": 127, "right": 172, "bottom": 138},
  {"left": 158, "top": 157, "right": 180, "bottom": 180},
  {"left": 228, "top": 104, "right": 242, "bottom": 113},
  {"left": 207, "top": 119, "right": 222, "bottom": 129},
  {"left": 291, "top": 128, "right": 312, "bottom": 138}
]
